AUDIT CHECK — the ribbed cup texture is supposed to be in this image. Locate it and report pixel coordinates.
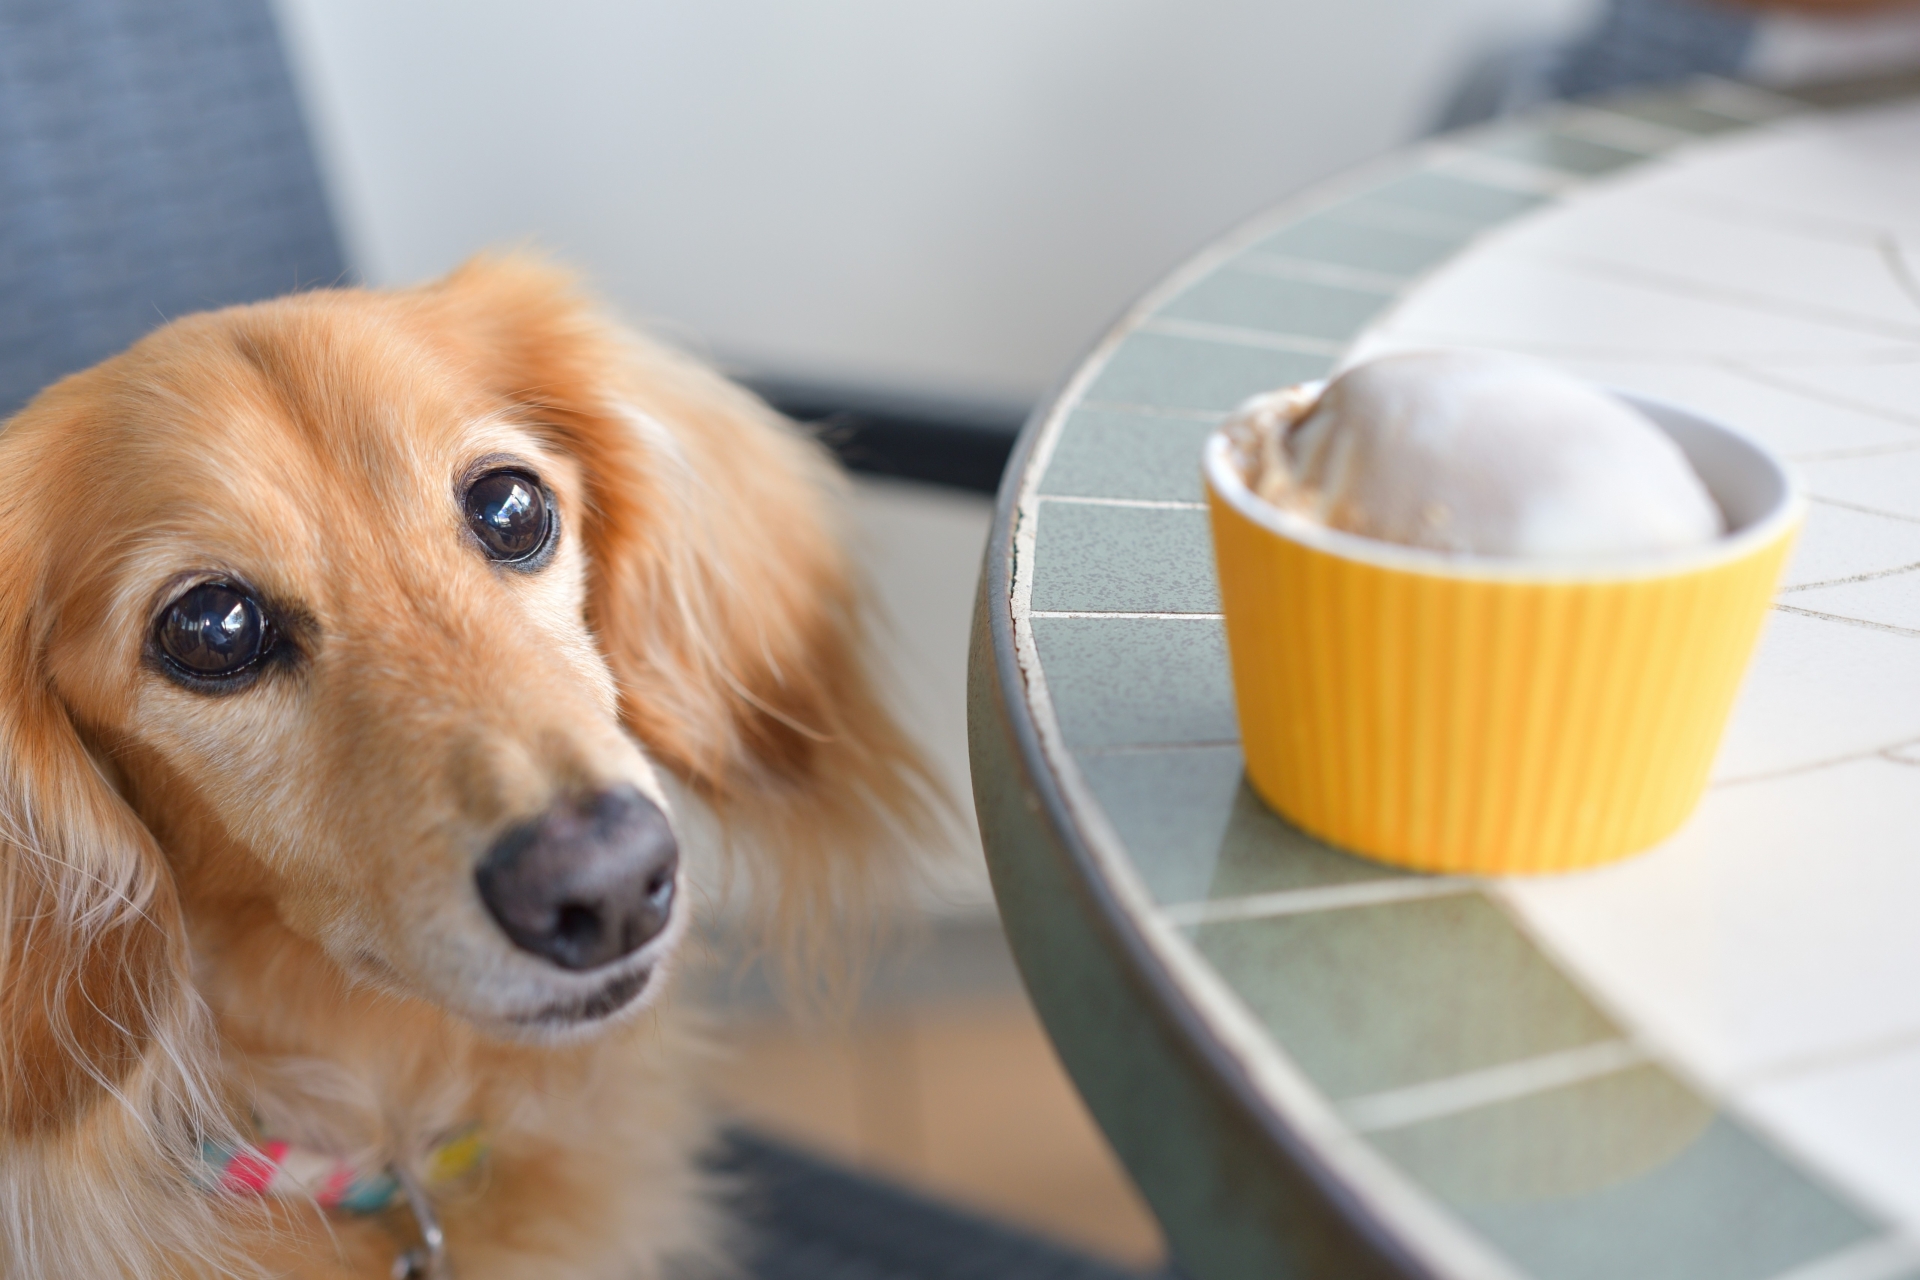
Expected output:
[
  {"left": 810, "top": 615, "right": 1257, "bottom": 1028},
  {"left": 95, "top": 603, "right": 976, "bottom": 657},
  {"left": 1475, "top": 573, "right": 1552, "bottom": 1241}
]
[{"left": 1208, "top": 490, "right": 1797, "bottom": 874}]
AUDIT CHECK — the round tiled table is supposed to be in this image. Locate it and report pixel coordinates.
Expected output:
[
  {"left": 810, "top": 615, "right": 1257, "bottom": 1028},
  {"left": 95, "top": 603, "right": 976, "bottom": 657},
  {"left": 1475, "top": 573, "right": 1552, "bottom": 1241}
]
[{"left": 970, "top": 76, "right": 1920, "bottom": 1280}]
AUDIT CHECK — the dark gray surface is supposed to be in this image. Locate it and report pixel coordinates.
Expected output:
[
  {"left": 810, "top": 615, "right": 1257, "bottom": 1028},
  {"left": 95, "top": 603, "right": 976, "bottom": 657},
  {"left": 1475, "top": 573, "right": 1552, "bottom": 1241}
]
[
  {"left": 713, "top": 1128, "right": 1168, "bottom": 1280},
  {"left": 0, "top": 0, "right": 345, "bottom": 417},
  {"left": 1551, "top": 0, "right": 1757, "bottom": 103},
  {"left": 1436, "top": 0, "right": 1759, "bottom": 129}
]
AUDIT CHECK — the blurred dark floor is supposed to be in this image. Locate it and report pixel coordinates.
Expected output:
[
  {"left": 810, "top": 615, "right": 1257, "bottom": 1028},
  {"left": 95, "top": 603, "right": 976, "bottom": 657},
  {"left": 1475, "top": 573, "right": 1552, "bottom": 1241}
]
[
  {"left": 715, "top": 1127, "right": 1174, "bottom": 1280},
  {"left": 751, "top": 377, "right": 1024, "bottom": 495},
  {"left": 696, "top": 917, "right": 1167, "bottom": 1271}
]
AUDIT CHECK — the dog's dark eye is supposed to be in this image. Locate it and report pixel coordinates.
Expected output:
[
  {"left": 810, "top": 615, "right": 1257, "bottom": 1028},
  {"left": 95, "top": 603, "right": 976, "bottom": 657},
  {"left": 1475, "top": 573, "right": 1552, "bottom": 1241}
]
[
  {"left": 465, "top": 470, "right": 550, "bottom": 563},
  {"left": 157, "top": 583, "right": 269, "bottom": 678}
]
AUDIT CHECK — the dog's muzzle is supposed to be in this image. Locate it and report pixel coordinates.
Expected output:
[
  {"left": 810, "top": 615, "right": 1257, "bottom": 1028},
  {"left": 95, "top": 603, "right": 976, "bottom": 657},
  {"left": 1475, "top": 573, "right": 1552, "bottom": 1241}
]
[{"left": 474, "top": 785, "right": 678, "bottom": 971}]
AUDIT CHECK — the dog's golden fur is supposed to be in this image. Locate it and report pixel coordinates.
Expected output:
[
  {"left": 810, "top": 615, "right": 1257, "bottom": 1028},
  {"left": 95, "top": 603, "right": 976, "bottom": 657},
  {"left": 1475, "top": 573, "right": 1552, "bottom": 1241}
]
[{"left": 0, "top": 255, "right": 935, "bottom": 1277}]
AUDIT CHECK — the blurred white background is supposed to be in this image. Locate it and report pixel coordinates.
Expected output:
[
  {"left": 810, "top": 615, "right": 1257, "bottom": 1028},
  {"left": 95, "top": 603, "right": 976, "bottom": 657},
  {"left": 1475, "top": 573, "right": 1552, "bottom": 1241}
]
[
  {"left": 269, "top": 0, "right": 1594, "bottom": 405},
  {"left": 266, "top": 0, "right": 1597, "bottom": 908}
]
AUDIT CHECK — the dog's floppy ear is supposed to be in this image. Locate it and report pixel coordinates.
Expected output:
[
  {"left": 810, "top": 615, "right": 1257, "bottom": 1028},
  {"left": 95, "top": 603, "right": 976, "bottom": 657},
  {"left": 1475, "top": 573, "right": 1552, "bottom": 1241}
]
[
  {"left": 431, "top": 255, "right": 942, "bottom": 974},
  {"left": 0, "top": 661, "right": 185, "bottom": 1137},
  {"left": 0, "top": 429, "right": 234, "bottom": 1271}
]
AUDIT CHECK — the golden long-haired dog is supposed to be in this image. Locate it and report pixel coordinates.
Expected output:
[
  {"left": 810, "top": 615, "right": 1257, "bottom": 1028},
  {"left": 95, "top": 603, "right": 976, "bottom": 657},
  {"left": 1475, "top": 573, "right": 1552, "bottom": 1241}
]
[{"left": 0, "top": 255, "right": 934, "bottom": 1278}]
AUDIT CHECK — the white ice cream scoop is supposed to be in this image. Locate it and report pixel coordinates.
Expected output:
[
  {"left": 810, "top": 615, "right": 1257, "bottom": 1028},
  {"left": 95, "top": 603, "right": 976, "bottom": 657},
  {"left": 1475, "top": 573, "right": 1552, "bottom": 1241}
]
[{"left": 1226, "top": 351, "right": 1724, "bottom": 558}]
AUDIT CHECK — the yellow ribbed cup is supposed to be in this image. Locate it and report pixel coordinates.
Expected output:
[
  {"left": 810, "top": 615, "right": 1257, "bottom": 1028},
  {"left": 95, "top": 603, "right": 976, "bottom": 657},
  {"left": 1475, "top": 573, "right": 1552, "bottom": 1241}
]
[{"left": 1204, "top": 392, "right": 1802, "bottom": 875}]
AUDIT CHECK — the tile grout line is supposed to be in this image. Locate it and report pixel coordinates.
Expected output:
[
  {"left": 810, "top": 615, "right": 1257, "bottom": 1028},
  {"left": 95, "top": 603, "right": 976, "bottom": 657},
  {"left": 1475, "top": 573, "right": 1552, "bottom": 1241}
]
[
  {"left": 1321, "top": 201, "right": 1487, "bottom": 243},
  {"left": 1652, "top": 188, "right": 1904, "bottom": 250},
  {"left": 1336, "top": 1039, "right": 1649, "bottom": 1135},
  {"left": 1774, "top": 603, "right": 1920, "bottom": 640},
  {"left": 1711, "top": 734, "right": 1920, "bottom": 789},
  {"left": 1759, "top": 1235, "right": 1920, "bottom": 1280},
  {"left": 1531, "top": 250, "right": 1920, "bottom": 343},
  {"left": 1728, "top": 1004, "right": 1920, "bottom": 1090},
  {"left": 1726, "top": 367, "right": 1920, "bottom": 432},
  {"left": 1779, "top": 561, "right": 1920, "bottom": 593},
  {"left": 1030, "top": 610, "right": 1224, "bottom": 621},
  {"left": 1358, "top": 330, "right": 1920, "bottom": 366},
  {"left": 1423, "top": 145, "right": 1578, "bottom": 196},
  {"left": 1228, "top": 252, "right": 1414, "bottom": 294},
  {"left": 1074, "top": 399, "right": 1230, "bottom": 423},
  {"left": 1160, "top": 876, "right": 1475, "bottom": 928},
  {"left": 1036, "top": 495, "right": 1208, "bottom": 511},
  {"left": 1808, "top": 496, "right": 1920, "bottom": 527},
  {"left": 1881, "top": 234, "right": 1920, "bottom": 312},
  {"left": 1137, "top": 316, "right": 1345, "bottom": 356},
  {"left": 1071, "top": 738, "right": 1243, "bottom": 757},
  {"left": 1790, "top": 440, "right": 1920, "bottom": 463},
  {"left": 1222, "top": 255, "right": 1403, "bottom": 297}
]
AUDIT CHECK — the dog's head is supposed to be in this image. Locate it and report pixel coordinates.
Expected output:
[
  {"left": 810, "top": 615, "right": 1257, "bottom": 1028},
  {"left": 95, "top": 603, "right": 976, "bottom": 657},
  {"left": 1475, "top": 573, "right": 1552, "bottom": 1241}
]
[{"left": 0, "top": 256, "right": 932, "bottom": 1136}]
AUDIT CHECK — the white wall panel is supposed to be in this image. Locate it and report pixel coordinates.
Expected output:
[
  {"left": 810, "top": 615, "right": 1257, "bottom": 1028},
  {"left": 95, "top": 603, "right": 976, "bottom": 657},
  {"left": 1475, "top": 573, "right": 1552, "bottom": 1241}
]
[{"left": 271, "top": 0, "right": 1591, "bottom": 403}]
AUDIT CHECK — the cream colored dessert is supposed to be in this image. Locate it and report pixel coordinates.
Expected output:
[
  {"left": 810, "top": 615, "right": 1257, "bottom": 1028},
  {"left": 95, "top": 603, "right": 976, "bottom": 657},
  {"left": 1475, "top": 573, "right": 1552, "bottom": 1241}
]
[{"left": 1225, "top": 351, "right": 1724, "bottom": 558}]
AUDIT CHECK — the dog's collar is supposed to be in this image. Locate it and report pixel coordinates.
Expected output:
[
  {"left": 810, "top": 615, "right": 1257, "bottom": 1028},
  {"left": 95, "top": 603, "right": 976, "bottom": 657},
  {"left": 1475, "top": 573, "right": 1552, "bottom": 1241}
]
[{"left": 200, "top": 1125, "right": 486, "bottom": 1278}]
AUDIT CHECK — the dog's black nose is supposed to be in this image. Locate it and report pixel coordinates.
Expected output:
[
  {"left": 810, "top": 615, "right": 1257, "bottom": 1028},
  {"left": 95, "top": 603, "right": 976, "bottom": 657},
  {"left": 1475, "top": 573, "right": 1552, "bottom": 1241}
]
[{"left": 475, "top": 786, "right": 678, "bottom": 971}]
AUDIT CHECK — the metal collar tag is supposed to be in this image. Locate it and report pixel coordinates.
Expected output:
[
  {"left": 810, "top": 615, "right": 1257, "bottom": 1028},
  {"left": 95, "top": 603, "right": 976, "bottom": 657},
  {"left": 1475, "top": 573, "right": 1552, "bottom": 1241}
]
[{"left": 390, "top": 1164, "right": 449, "bottom": 1280}]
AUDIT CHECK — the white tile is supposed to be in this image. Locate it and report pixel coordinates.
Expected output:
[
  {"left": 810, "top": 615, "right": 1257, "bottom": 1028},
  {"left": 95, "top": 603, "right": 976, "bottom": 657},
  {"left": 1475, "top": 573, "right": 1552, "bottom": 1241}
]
[
  {"left": 1746, "top": 360, "right": 1920, "bottom": 434},
  {"left": 1781, "top": 502, "right": 1920, "bottom": 591},
  {"left": 1498, "top": 758, "right": 1920, "bottom": 1091},
  {"left": 1714, "top": 609, "right": 1920, "bottom": 781},
  {"left": 1786, "top": 565, "right": 1920, "bottom": 633},
  {"left": 1489, "top": 187, "right": 1920, "bottom": 336},
  {"left": 1361, "top": 250, "right": 1912, "bottom": 365},
  {"left": 1541, "top": 359, "right": 1920, "bottom": 458},
  {"left": 1652, "top": 101, "right": 1920, "bottom": 240},
  {"left": 1801, "top": 447, "right": 1920, "bottom": 523},
  {"left": 1330, "top": 348, "right": 1920, "bottom": 458},
  {"left": 1896, "top": 236, "right": 1920, "bottom": 308},
  {"left": 1742, "top": 1043, "right": 1920, "bottom": 1239},
  {"left": 1352, "top": 104, "right": 1920, "bottom": 398}
]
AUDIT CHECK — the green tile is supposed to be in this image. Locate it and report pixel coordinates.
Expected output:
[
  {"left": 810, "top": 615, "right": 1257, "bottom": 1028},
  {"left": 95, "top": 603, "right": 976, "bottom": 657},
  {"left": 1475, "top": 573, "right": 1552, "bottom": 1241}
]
[
  {"left": 1373, "top": 1073, "right": 1879, "bottom": 1280},
  {"left": 1082, "top": 332, "right": 1332, "bottom": 413},
  {"left": 1328, "top": 201, "right": 1487, "bottom": 242},
  {"left": 1251, "top": 214, "right": 1462, "bottom": 277},
  {"left": 1360, "top": 170, "right": 1550, "bottom": 225},
  {"left": 1158, "top": 267, "right": 1395, "bottom": 341},
  {"left": 1076, "top": 745, "right": 1397, "bottom": 905},
  {"left": 1030, "top": 616, "right": 1236, "bottom": 749},
  {"left": 1587, "top": 95, "right": 1755, "bottom": 137},
  {"left": 1038, "top": 408, "right": 1219, "bottom": 503},
  {"left": 1188, "top": 895, "right": 1617, "bottom": 1098},
  {"left": 1373, "top": 1066, "right": 1712, "bottom": 1208},
  {"left": 1471, "top": 127, "right": 1647, "bottom": 177},
  {"left": 1030, "top": 504, "right": 1218, "bottom": 615}
]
